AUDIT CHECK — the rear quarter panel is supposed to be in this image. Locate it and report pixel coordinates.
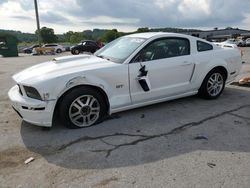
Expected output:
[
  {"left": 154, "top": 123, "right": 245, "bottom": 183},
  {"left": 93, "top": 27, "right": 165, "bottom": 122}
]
[{"left": 192, "top": 47, "right": 241, "bottom": 89}]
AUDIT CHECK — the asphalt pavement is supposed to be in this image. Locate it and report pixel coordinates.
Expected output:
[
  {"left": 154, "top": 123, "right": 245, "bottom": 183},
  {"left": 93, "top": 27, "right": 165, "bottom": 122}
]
[{"left": 0, "top": 50, "right": 250, "bottom": 188}]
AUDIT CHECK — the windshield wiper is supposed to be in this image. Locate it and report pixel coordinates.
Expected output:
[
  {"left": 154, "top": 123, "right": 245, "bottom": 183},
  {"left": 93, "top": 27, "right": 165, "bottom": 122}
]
[{"left": 96, "top": 55, "right": 110, "bottom": 61}]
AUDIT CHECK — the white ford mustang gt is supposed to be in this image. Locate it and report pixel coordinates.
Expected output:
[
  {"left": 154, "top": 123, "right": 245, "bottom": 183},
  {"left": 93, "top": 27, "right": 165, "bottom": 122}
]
[{"left": 8, "top": 32, "right": 242, "bottom": 128}]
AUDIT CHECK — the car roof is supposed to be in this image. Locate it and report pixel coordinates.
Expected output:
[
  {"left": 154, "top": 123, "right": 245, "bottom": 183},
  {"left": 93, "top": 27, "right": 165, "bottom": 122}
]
[
  {"left": 125, "top": 32, "right": 217, "bottom": 45},
  {"left": 125, "top": 32, "right": 191, "bottom": 39},
  {"left": 44, "top": 44, "right": 58, "bottom": 45},
  {"left": 81, "top": 40, "right": 96, "bottom": 42}
]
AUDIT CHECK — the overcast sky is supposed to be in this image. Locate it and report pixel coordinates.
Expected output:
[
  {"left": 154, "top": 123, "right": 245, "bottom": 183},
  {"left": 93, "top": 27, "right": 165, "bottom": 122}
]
[{"left": 0, "top": 0, "right": 250, "bottom": 34}]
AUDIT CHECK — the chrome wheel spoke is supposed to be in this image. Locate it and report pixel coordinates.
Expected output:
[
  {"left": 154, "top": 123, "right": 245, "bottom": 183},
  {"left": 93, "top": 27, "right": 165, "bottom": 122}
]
[
  {"left": 87, "top": 115, "right": 91, "bottom": 123},
  {"left": 91, "top": 107, "right": 99, "bottom": 112},
  {"left": 82, "top": 116, "right": 87, "bottom": 124},
  {"left": 73, "top": 114, "right": 83, "bottom": 122},
  {"left": 73, "top": 103, "right": 81, "bottom": 110},
  {"left": 89, "top": 98, "right": 96, "bottom": 107},
  {"left": 218, "top": 80, "right": 223, "bottom": 85},
  {"left": 214, "top": 73, "right": 218, "bottom": 81},
  {"left": 208, "top": 86, "right": 214, "bottom": 93},
  {"left": 85, "top": 96, "right": 91, "bottom": 105},
  {"left": 90, "top": 111, "right": 99, "bottom": 116},
  {"left": 70, "top": 111, "right": 81, "bottom": 118},
  {"left": 85, "top": 96, "right": 95, "bottom": 106},
  {"left": 208, "top": 79, "right": 214, "bottom": 85},
  {"left": 77, "top": 99, "right": 85, "bottom": 107}
]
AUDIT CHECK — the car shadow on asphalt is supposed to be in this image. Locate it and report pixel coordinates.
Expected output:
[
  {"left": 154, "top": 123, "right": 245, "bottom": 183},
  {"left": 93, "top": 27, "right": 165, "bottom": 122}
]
[{"left": 20, "top": 87, "right": 250, "bottom": 169}]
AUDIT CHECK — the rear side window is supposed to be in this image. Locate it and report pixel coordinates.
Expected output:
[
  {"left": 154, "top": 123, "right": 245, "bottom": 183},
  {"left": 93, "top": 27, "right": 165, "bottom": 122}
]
[
  {"left": 87, "top": 41, "right": 96, "bottom": 46},
  {"left": 134, "top": 37, "right": 190, "bottom": 62},
  {"left": 197, "top": 41, "right": 213, "bottom": 52}
]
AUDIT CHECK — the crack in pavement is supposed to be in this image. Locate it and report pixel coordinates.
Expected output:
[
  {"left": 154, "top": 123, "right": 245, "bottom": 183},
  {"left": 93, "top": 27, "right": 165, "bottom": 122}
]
[
  {"left": 55, "top": 104, "right": 250, "bottom": 158},
  {"left": 57, "top": 133, "right": 148, "bottom": 151},
  {"left": 229, "top": 113, "right": 250, "bottom": 121}
]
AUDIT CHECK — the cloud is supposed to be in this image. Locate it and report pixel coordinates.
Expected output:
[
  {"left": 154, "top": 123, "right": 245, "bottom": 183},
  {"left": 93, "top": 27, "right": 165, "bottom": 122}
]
[
  {"left": 0, "top": 0, "right": 250, "bottom": 33},
  {"left": 0, "top": 0, "right": 7, "bottom": 5},
  {"left": 10, "top": 15, "right": 32, "bottom": 20},
  {"left": 80, "top": 16, "right": 139, "bottom": 26},
  {"left": 40, "top": 12, "right": 71, "bottom": 24}
]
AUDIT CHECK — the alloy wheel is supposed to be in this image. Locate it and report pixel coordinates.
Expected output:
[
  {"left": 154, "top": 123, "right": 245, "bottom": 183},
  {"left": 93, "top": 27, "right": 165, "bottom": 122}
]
[
  {"left": 207, "top": 73, "right": 224, "bottom": 97},
  {"left": 69, "top": 95, "right": 100, "bottom": 127}
]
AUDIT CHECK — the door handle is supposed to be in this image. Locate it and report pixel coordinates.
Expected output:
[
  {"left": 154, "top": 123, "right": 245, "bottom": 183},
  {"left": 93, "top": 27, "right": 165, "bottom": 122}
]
[{"left": 181, "top": 61, "right": 192, "bottom": 66}]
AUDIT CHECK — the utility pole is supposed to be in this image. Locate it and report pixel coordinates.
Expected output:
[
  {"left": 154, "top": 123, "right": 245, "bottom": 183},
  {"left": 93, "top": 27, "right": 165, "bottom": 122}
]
[{"left": 34, "top": 0, "right": 41, "bottom": 46}]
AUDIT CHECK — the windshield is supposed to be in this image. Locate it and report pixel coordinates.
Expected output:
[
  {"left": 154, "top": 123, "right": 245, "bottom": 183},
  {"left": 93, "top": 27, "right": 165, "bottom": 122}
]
[{"left": 95, "top": 37, "right": 146, "bottom": 63}]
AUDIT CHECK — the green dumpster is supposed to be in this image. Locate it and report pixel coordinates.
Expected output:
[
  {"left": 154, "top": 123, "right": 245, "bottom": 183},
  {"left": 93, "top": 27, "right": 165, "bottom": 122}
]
[{"left": 0, "top": 33, "right": 18, "bottom": 57}]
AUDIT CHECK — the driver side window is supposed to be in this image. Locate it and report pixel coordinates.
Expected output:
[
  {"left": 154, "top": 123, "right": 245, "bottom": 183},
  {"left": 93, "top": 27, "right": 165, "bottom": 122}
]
[{"left": 134, "top": 37, "right": 190, "bottom": 62}]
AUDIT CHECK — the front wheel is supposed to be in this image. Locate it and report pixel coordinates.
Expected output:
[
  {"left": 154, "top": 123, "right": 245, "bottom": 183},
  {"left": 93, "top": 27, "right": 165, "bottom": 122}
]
[
  {"left": 199, "top": 69, "right": 226, "bottom": 99},
  {"left": 73, "top": 49, "right": 80, "bottom": 55},
  {"left": 59, "top": 87, "right": 107, "bottom": 129}
]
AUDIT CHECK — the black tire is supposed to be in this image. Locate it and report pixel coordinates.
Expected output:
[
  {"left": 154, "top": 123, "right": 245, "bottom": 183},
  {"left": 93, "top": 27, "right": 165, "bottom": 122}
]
[
  {"left": 198, "top": 69, "right": 226, "bottom": 99},
  {"left": 73, "top": 49, "right": 80, "bottom": 55},
  {"left": 56, "top": 49, "right": 62, "bottom": 53},
  {"left": 59, "top": 86, "right": 107, "bottom": 129}
]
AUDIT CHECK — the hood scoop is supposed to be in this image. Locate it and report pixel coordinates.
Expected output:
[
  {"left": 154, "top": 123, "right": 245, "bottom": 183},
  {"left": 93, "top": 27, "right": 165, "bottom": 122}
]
[{"left": 52, "top": 54, "right": 92, "bottom": 64}]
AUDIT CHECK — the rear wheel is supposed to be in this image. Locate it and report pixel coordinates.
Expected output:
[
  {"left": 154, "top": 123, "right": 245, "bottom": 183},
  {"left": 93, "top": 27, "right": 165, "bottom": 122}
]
[
  {"left": 59, "top": 87, "right": 107, "bottom": 129},
  {"left": 56, "top": 49, "right": 62, "bottom": 53},
  {"left": 199, "top": 69, "right": 226, "bottom": 99}
]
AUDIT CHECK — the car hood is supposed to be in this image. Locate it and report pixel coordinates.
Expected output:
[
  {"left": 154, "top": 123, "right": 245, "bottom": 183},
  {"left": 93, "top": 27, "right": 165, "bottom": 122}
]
[{"left": 13, "top": 54, "right": 117, "bottom": 84}]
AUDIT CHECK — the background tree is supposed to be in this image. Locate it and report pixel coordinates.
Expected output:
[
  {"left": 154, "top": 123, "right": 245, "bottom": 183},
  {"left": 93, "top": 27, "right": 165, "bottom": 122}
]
[
  {"left": 137, "top": 27, "right": 150, "bottom": 33},
  {"left": 63, "top": 31, "right": 74, "bottom": 42},
  {"left": 101, "top": 29, "right": 120, "bottom": 43},
  {"left": 63, "top": 31, "right": 87, "bottom": 44},
  {"left": 36, "top": 27, "right": 57, "bottom": 43},
  {"left": 69, "top": 32, "right": 85, "bottom": 44}
]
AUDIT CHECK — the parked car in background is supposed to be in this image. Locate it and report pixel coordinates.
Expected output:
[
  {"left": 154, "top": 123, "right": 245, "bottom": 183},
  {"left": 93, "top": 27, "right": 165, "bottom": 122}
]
[
  {"left": 43, "top": 44, "right": 65, "bottom": 53},
  {"left": 63, "top": 45, "right": 71, "bottom": 52},
  {"left": 213, "top": 42, "right": 238, "bottom": 48},
  {"left": 23, "top": 44, "right": 39, "bottom": 54},
  {"left": 245, "top": 38, "right": 250, "bottom": 46},
  {"left": 236, "top": 38, "right": 245, "bottom": 47},
  {"left": 8, "top": 32, "right": 242, "bottom": 129},
  {"left": 71, "top": 40, "right": 100, "bottom": 55},
  {"left": 213, "top": 39, "right": 238, "bottom": 48},
  {"left": 218, "top": 38, "right": 247, "bottom": 47}
]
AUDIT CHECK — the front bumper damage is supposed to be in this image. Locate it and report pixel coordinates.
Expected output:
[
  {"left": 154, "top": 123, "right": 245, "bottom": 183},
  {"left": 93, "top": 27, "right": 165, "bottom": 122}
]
[{"left": 8, "top": 85, "right": 55, "bottom": 127}]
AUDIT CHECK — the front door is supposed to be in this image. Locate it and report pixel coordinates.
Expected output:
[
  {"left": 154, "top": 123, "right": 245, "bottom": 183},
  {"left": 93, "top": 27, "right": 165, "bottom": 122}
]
[{"left": 129, "top": 37, "right": 195, "bottom": 104}]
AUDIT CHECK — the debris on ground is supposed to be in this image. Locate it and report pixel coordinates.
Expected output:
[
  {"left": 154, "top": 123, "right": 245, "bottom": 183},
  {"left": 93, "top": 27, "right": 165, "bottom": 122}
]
[
  {"left": 194, "top": 135, "right": 208, "bottom": 140},
  {"left": 207, "top": 163, "right": 216, "bottom": 168},
  {"left": 24, "top": 157, "right": 35, "bottom": 164},
  {"left": 239, "top": 77, "right": 250, "bottom": 85},
  {"left": 140, "top": 114, "right": 145, "bottom": 118},
  {"left": 234, "top": 120, "right": 243, "bottom": 125}
]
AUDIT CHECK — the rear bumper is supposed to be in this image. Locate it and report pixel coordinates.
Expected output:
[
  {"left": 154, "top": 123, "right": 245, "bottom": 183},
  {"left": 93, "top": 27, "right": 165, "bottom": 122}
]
[{"left": 8, "top": 85, "right": 55, "bottom": 127}]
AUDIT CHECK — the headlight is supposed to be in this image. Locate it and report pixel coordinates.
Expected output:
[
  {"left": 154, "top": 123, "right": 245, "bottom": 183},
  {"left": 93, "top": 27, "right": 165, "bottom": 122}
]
[{"left": 23, "top": 86, "right": 42, "bottom": 100}]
